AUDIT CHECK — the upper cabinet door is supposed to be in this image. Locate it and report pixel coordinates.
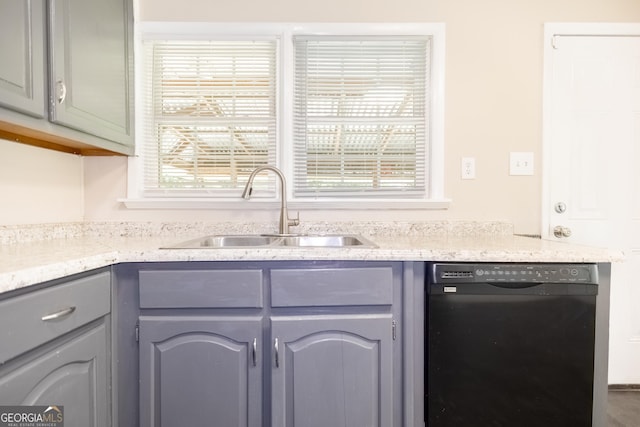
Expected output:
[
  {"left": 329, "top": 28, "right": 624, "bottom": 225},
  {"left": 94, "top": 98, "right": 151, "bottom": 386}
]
[
  {"left": 0, "top": 0, "right": 45, "bottom": 118},
  {"left": 48, "top": 0, "right": 133, "bottom": 146}
]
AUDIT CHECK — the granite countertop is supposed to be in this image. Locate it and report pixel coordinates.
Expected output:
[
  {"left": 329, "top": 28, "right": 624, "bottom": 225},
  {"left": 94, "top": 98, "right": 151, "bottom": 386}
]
[{"left": 0, "top": 221, "right": 620, "bottom": 294}]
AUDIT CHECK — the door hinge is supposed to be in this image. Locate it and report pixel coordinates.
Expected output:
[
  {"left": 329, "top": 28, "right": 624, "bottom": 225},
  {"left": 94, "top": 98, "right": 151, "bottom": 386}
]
[
  {"left": 392, "top": 320, "right": 397, "bottom": 340},
  {"left": 135, "top": 324, "right": 139, "bottom": 343}
]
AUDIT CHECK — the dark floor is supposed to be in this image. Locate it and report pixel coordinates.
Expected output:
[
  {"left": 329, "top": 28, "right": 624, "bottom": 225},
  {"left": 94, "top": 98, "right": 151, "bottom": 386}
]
[{"left": 608, "top": 389, "right": 640, "bottom": 426}]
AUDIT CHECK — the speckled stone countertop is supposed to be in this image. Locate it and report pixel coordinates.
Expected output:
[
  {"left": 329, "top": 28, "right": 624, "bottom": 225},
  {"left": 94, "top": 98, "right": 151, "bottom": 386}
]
[{"left": 0, "top": 221, "right": 619, "bottom": 294}]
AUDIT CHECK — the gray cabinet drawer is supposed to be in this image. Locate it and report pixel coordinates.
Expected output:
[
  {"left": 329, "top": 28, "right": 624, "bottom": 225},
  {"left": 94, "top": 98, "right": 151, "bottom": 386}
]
[
  {"left": 0, "top": 271, "right": 111, "bottom": 363},
  {"left": 270, "top": 267, "right": 394, "bottom": 307},
  {"left": 139, "top": 270, "right": 264, "bottom": 309}
]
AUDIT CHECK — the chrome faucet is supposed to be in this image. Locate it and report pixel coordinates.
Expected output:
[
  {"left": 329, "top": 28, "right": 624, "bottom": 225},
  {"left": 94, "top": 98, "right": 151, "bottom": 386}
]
[{"left": 242, "top": 166, "right": 300, "bottom": 235}]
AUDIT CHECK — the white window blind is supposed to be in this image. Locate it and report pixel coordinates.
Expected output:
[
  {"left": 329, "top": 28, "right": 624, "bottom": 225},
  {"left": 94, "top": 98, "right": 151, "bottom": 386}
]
[
  {"left": 142, "top": 40, "right": 278, "bottom": 197},
  {"left": 293, "top": 36, "right": 429, "bottom": 197}
]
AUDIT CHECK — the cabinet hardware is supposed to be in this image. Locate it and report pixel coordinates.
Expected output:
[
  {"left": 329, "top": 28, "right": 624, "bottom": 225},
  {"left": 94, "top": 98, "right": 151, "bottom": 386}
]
[
  {"left": 56, "top": 80, "right": 67, "bottom": 104},
  {"left": 392, "top": 320, "right": 397, "bottom": 340},
  {"left": 252, "top": 338, "right": 257, "bottom": 367},
  {"left": 274, "top": 338, "right": 280, "bottom": 368},
  {"left": 41, "top": 306, "right": 76, "bottom": 321},
  {"left": 135, "top": 324, "right": 139, "bottom": 343}
]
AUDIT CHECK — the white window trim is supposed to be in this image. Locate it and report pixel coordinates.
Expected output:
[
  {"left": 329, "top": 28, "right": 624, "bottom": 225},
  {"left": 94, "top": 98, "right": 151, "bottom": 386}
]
[{"left": 121, "top": 22, "right": 449, "bottom": 210}]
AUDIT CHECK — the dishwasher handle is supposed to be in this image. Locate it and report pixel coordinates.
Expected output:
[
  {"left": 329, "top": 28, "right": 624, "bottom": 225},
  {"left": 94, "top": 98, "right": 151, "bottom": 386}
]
[
  {"left": 487, "top": 281, "right": 543, "bottom": 289},
  {"left": 429, "top": 282, "right": 598, "bottom": 296}
]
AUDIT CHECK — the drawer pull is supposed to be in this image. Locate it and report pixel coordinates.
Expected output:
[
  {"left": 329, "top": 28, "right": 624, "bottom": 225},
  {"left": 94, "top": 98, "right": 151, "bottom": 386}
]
[
  {"left": 41, "top": 306, "right": 76, "bottom": 321},
  {"left": 274, "top": 337, "right": 280, "bottom": 368}
]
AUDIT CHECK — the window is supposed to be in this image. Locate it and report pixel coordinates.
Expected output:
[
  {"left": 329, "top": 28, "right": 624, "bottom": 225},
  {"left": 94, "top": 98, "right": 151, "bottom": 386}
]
[
  {"left": 293, "top": 36, "right": 428, "bottom": 197},
  {"left": 142, "top": 39, "right": 279, "bottom": 197},
  {"left": 127, "top": 23, "right": 446, "bottom": 209}
]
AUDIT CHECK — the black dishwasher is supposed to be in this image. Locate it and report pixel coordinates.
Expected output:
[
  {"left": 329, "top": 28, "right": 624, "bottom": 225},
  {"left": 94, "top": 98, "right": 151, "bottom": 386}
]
[{"left": 426, "top": 263, "right": 598, "bottom": 427}]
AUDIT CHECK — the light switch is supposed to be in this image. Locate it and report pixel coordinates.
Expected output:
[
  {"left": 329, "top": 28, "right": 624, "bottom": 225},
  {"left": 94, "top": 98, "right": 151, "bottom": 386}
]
[{"left": 509, "top": 152, "right": 534, "bottom": 176}]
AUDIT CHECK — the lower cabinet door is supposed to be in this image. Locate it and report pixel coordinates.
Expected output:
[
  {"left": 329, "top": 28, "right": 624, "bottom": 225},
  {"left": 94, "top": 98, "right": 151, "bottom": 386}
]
[
  {"left": 139, "top": 316, "right": 263, "bottom": 427},
  {"left": 0, "top": 320, "right": 109, "bottom": 427},
  {"left": 271, "top": 314, "right": 394, "bottom": 427}
]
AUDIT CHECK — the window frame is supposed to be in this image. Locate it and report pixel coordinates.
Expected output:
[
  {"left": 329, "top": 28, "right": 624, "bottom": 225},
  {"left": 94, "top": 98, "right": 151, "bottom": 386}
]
[{"left": 123, "top": 22, "right": 448, "bottom": 210}]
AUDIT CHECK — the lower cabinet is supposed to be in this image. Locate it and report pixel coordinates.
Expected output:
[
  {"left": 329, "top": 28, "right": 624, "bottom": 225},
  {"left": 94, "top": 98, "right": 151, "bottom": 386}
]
[
  {"left": 0, "top": 269, "right": 111, "bottom": 427},
  {"left": 0, "top": 320, "right": 109, "bottom": 425},
  {"left": 139, "top": 316, "right": 263, "bottom": 427},
  {"left": 271, "top": 315, "right": 393, "bottom": 427},
  {"left": 136, "top": 261, "right": 403, "bottom": 427}
]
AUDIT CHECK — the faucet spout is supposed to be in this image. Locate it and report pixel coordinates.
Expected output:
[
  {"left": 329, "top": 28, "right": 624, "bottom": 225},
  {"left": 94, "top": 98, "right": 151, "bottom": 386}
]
[
  {"left": 242, "top": 166, "right": 300, "bottom": 235},
  {"left": 241, "top": 184, "right": 253, "bottom": 199}
]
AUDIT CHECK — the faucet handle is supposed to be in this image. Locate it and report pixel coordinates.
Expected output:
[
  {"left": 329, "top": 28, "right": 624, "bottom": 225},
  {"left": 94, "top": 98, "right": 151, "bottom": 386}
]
[{"left": 288, "top": 211, "right": 300, "bottom": 227}]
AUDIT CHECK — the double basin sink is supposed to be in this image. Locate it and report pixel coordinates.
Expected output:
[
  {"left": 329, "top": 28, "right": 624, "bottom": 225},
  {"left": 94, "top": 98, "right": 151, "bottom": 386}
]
[{"left": 165, "top": 234, "right": 377, "bottom": 249}]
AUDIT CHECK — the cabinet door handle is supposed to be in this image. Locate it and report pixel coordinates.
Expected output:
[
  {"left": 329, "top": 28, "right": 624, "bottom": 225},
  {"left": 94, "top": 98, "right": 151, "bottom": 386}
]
[
  {"left": 56, "top": 80, "right": 67, "bottom": 104},
  {"left": 41, "top": 306, "right": 76, "bottom": 321},
  {"left": 274, "top": 337, "right": 279, "bottom": 368},
  {"left": 252, "top": 338, "right": 257, "bottom": 367}
]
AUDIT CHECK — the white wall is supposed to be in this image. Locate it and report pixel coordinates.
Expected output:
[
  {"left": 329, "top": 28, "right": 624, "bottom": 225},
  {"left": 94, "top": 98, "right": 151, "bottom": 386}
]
[
  {"left": 0, "top": 138, "right": 84, "bottom": 225},
  {"left": 82, "top": 0, "right": 640, "bottom": 235},
  {"left": 4, "top": 0, "right": 640, "bottom": 233}
]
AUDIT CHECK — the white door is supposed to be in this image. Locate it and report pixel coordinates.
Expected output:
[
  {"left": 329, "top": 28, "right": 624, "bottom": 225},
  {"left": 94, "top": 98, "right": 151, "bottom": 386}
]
[{"left": 544, "top": 27, "right": 640, "bottom": 384}]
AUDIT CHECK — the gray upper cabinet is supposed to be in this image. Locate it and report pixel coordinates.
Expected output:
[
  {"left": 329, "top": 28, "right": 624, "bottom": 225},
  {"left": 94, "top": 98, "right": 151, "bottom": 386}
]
[
  {"left": 0, "top": 0, "right": 133, "bottom": 155},
  {"left": 48, "top": 0, "right": 132, "bottom": 146},
  {"left": 0, "top": 0, "right": 45, "bottom": 118}
]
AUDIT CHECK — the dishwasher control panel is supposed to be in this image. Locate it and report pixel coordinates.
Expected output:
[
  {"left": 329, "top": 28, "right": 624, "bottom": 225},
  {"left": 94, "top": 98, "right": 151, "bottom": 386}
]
[{"left": 431, "top": 263, "right": 598, "bottom": 284}]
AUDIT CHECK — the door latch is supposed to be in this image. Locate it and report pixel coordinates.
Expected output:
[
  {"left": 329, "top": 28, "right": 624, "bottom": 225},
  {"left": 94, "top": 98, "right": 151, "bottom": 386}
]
[{"left": 553, "top": 225, "right": 572, "bottom": 238}]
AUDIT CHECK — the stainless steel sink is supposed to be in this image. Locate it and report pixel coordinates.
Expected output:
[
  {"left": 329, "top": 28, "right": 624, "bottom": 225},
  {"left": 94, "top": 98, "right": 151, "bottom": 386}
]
[
  {"left": 164, "top": 235, "right": 281, "bottom": 249},
  {"left": 163, "top": 234, "right": 376, "bottom": 249},
  {"left": 280, "top": 235, "right": 373, "bottom": 247}
]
